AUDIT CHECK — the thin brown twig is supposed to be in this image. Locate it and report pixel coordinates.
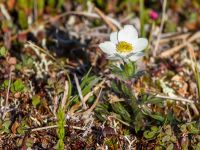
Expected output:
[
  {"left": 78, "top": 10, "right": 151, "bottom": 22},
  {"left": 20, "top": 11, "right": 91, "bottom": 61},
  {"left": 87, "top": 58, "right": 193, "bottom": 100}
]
[
  {"left": 153, "top": 0, "right": 167, "bottom": 56},
  {"left": 186, "top": 43, "right": 200, "bottom": 116},
  {"left": 53, "top": 95, "right": 58, "bottom": 116},
  {"left": 159, "top": 32, "right": 191, "bottom": 44},
  {"left": 46, "top": 11, "right": 121, "bottom": 29},
  {"left": 155, "top": 94, "right": 195, "bottom": 104},
  {"left": 74, "top": 73, "right": 87, "bottom": 110},
  {"left": 9, "top": 10, "right": 121, "bottom": 42},
  {"left": 159, "top": 31, "right": 200, "bottom": 58},
  {"left": 69, "top": 79, "right": 106, "bottom": 115},
  {"left": 30, "top": 125, "right": 86, "bottom": 132},
  {"left": 5, "top": 69, "right": 12, "bottom": 108},
  {"left": 61, "top": 81, "right": 69, "bottom": 109},
  {"left": 108, "top": 115, "right": 131, "bottom": 127},
  {"left": 94, "top": 7, "right": 118, "bottom": 32},
  {"left": 82, "top": 88, "right": 102, "bottom": 116},
  {"left": 26, "top": 41, "right": 56, "bottom": 61},
  {"left": 187, "top": 43, "right": 196, "bottom": 62}
]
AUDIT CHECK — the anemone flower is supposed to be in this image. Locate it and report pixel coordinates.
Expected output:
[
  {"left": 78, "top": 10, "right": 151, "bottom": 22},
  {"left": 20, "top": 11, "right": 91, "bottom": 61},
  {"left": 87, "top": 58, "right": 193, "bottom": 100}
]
[{"left": 99, "top": 25, "right": 148, "bottom": 61}]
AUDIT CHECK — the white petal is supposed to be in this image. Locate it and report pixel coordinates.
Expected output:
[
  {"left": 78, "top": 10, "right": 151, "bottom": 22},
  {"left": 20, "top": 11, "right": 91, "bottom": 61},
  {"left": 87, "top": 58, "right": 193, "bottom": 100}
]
[
  {"left": 128, "top": 52, "right": 144, "bottom": 61},
  {"left": 118, "top": 25, "right": 138, "bottom": 43},
  {"left": 133, "top": 38, "right": 148, "bottom": 53},
  {"left": 115, "top": 52, "right": 129, "bottom": 59},
  {"left": 99, "top": 41, "right": 116, "bottom": 55},
  {"left": 107, "top": 55, "right": 121, "bottom": 60},
  {"left": 110, "top": 32, "right": 118, "bottom": 44}
]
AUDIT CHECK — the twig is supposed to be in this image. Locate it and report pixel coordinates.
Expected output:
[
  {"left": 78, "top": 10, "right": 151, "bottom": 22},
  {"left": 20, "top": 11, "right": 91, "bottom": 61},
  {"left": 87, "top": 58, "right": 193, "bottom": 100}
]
[
  {"left": 2, "top": 69, "right": 12, "bottom": 119},
  {"left": 82, "top": 88, "right": 102, "bottom": 116},
  {"left": 9, "top": 9, "right": 121, "bottom": 43},
  {"left": 153, "top": 0, "right": 167, "bottom": 56},
  {"left": 140, "top": 0, "right": 145, "bottom": 36},
  {"left": 155, "top": 94, "right": 195, "bottom": 104},
  {"left": 108, "top": 115, "right": 131, "bottom": 127},
  {"left": 0, "top": 4, "right": 11, "bottom": 21},
  {"left": 48, "top": 11, "right": 122, "bottom": 29},
  {"left": 187, "top": 43, "right": 196, "bottom": 61},
  {"left": 26, "top": 41, "right": 56, "bottom": 61},
  {"left": 53, "top": 95, "right": 58, "bottom": 116},
  {"left": 11, "top": 9, "right": 117, "bottom": 49},
  {"left": 69, "top": 79, "right": 106, "bottom": 115},
  {"left": 5, "top": 69, "right": 12, "bottom": 109},
  {"left": 187, "top": 43, "right": 200, "bottom": 113},
  {"left": 159, "top": 31, "right": 200, "bottom": 58},
  {"left": 25, "top": 41, "right": 75, "bottom": 70},
  {"left": 30, "top": 125, "right": 86, "bottom": 132},
  {"left": 61, "top": 81, "right": 69, "bottom": 109},
  {"left": 74, "top": 73, "right": 87, "bottom": 109},
  {"left": 159, "top": 32, "right": 191, "bottom": 44},
  {"left": 94, "top": 7, "right": 118, "bottom": 32}
]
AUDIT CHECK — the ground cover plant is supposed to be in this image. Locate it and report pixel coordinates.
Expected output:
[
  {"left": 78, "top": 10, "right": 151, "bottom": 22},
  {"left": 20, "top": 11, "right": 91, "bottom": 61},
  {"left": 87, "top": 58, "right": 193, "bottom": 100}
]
[{"left": 0, "top": 0, "right": 200, "bottom": 149}]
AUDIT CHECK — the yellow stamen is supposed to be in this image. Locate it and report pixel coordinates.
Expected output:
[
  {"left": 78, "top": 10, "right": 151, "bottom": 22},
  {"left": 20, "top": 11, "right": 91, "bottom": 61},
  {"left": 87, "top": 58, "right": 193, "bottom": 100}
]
[{"left": 116, "top": 41, "right": 133, "bottom": 53}]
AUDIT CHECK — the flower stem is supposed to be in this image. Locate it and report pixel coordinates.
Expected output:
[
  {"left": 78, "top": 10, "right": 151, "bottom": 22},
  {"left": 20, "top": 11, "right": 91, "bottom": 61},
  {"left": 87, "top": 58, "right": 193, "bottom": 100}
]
[{"left": 140, "top": 0, "right": 145, "bottom": 37}]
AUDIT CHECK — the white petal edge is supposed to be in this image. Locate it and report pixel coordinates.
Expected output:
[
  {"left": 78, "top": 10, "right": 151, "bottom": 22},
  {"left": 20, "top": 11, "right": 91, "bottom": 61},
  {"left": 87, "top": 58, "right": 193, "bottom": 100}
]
[
  {"left": 118, "top": 25, "right": 138, "bottom": 43},
  {"left": 128, "top": 52, "right": 144, "bottom": 61},
  {"left": 99, "top": 41, "right": 116, "bottom": 55},
  {"left": 133, "top": 38, "right": 148, "bottom": 53},
  {"left": 107, "top": 55, "right": 121, "bottom": 60},
  {"left": 110, "top": 32, "right": 118, "bottom": 44}
]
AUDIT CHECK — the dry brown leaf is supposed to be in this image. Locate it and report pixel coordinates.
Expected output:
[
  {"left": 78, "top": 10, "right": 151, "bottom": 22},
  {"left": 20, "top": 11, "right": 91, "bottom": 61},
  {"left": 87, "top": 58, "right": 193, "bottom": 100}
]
[{"left": 11, "top": 121, "right": 20, "bottom": 134}]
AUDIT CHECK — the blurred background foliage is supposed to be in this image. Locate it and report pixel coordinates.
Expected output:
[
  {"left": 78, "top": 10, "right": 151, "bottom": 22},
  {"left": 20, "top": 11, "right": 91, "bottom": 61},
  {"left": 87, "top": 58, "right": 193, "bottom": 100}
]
[{"left": 0, "top": 0, "right": 200, "bottom": 31}]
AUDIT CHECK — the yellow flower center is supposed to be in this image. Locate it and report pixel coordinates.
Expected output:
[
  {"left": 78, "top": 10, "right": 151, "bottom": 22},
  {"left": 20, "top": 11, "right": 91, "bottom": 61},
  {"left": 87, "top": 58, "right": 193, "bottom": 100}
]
[{"left": 116, "top": 41, "right": 133, "bottom": 53}]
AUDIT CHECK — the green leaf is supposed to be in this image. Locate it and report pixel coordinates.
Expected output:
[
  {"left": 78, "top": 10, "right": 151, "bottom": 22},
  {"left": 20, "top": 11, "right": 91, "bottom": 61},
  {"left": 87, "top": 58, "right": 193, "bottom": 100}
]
[
  {"left": 94, "top": 103, "right": 110, "bottom": 121},
  {"left": 111, "top": 102, "right": 131, "bottom": 123},
  {"left": 18, "top": 10, "right": 28, "bottom": 29},
  {"left": 162, "top": 135, "right": 171, "bottom": 142},
  {"left": 0, "top": 47, "right": 8, "bottom": 57},
  {"left": 37, "top": 0, "right": 45, "bottom": 13},
  {"left": 11, "top": 79, "right": 25, "bottom": 93},
  {"left": 180, "top": 124, "right": 187, "bottom": 133},
  {"left": 48, "top": 0, "right": 56, "bottom": 8},
  {"left": 56, "top": 107, "right": 65, "bottom": 150},
  {"left": 25, "top": 138, "right": 34, "bottom": 147},
  {"left": 150, "top": 113, "right": 165, "bottom": 122},
  {"left": 133, "top": 70, "right": 145, "bottom": 79},
  {"left": 0, "top": 80, "right": 9, "bottom": 90},
  {"left": 21, "top": 54, "right": 34, "bottom": 68},
  {"left": 18, "top": 0, "right": 28, "bottom": 9},
  {"left": 17, "top": 120, "right": 29, "bottom": 135},
  {"left": 134, "top": 111, "right": 144, "bottom": 132},
  {"left": 124, "top": 62, "right": 135, "bottom": 78},
  {"left": 80, "top": 69, "right": 101, "bottom": 96},
  {"left": 192, "top": 143, "right": 200, "bottom": 150},
  {"left": 32, "top": 95, "right": 41, "bottom": 107},
  {"left": 166, "top": 143, "right": 174, "bottom": 150},
  {"left": 189, "top": 13, "right": 198, "bottom": 22},
  {"left": 81, "top": 76, "right": 100, "bottom": 95},
  {"left": 151, "top": 126, "right": 159, "bottom": 132},
  {"left": 110, "top": 64, "right": 124, "bottom": 78},
  {"left": 80, "top": 68, "right": 92, "bottom": 87},
  {"left": 121, "top": 82, "right": 130, "bottom": 96},
  {"left": 57, "top": 0, "right": 64, "bottom": 9},
  {"left": 145, "top": 97, "right": 163, "bottom": 105},
  {"left": 144, "top": 130, "right": 157, "bottom": 139},
  {"left": 111, "top": 81, "right": 121, "bottom": 94},
  {"left": 0, "top": 120, "right": 11, "bottom": 134},
  {"left": 95, "top": 103, "right": 109, "bottom": 113},
  {"left": 187, "top": 123, "right": 199, "bottom": 134}
]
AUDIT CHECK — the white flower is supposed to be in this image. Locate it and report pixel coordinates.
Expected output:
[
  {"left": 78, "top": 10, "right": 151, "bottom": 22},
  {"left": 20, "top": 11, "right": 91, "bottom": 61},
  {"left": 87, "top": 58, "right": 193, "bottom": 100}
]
[{"left": 99, "top": 25, "right": 148, "bottom": 61}]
